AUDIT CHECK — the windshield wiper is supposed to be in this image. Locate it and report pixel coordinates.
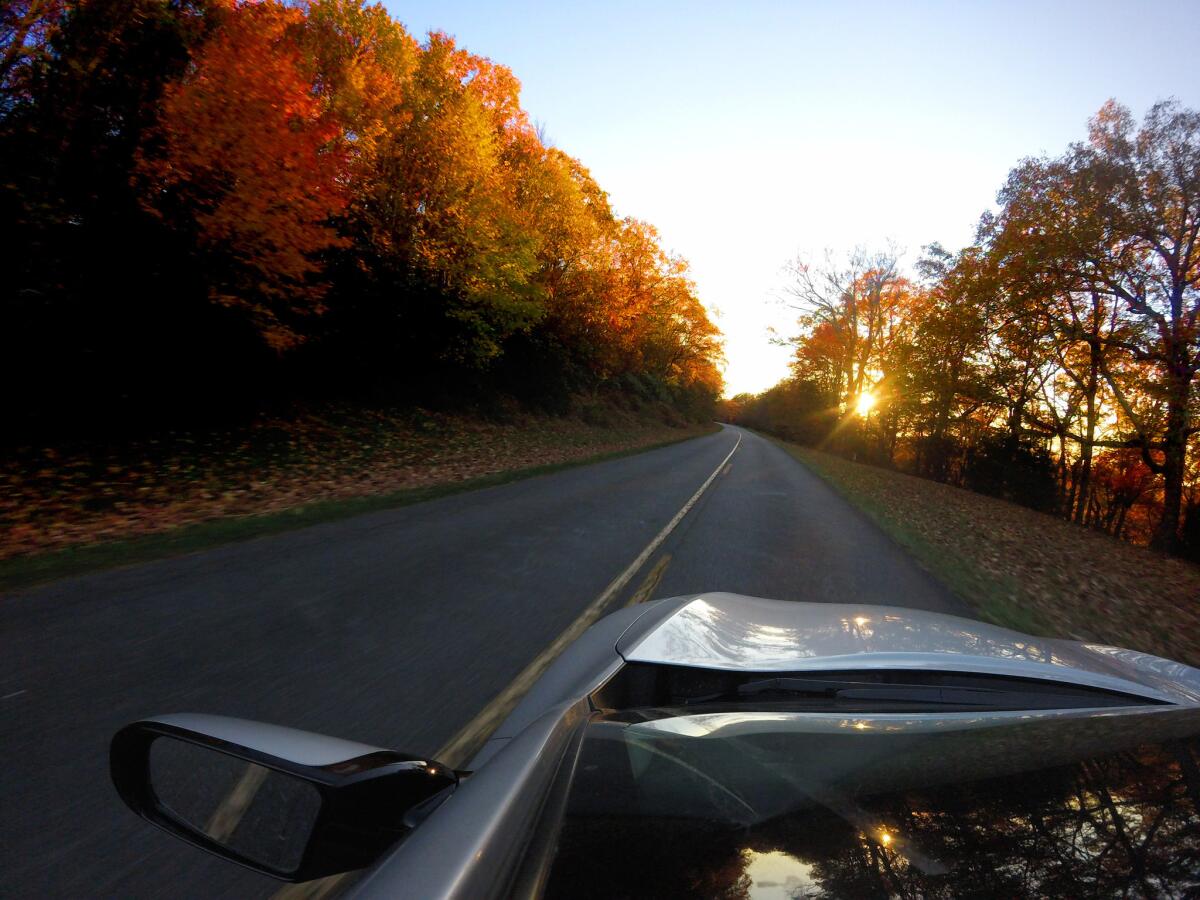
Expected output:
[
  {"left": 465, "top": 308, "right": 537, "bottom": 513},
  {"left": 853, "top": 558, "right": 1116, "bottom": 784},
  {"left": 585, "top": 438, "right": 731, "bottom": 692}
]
[{"left": 684, "top": 676, "right": 1145, "bottom": 710}]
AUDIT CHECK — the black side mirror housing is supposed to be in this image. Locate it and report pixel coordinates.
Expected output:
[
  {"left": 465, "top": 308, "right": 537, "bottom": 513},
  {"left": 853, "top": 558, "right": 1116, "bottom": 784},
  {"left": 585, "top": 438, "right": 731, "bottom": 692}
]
[{"left": 111, "top": 714, "right": 457, "bottom": 882}]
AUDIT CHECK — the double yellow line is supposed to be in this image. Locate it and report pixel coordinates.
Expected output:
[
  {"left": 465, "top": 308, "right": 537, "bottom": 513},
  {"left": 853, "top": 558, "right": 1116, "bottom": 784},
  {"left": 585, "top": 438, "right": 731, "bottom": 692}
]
[{"left": 274, "top": 430, "right": 741, "bottom": 899}]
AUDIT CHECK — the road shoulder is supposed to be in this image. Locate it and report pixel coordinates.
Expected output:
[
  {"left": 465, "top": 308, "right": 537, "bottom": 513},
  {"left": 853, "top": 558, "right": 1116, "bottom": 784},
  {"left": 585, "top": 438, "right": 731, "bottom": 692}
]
[{"left": 2, "top": 425, "right": 716, "bottom": 593}]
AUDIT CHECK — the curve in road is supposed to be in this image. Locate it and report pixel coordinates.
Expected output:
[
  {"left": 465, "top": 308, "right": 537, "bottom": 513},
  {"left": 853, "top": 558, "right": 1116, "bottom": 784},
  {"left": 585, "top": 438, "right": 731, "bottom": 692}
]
[{"left": 1, "top": 425, "right": 966, "bottom": 898}]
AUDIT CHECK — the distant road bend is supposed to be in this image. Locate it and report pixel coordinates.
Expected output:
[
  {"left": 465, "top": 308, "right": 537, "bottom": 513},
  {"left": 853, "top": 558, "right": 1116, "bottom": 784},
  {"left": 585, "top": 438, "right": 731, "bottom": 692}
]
[{"left": 1, "top": 425, "right": 965, "bottom": 898}]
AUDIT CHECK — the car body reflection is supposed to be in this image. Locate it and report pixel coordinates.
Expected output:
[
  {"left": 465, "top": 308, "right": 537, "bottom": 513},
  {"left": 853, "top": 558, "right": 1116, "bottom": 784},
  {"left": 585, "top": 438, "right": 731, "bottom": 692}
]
[
  {"left": 619, "top": 594, "right": 1200, "bottom": 702},
  {"left": 545, "top": 706, "right": 1200, "bottom": 898}
]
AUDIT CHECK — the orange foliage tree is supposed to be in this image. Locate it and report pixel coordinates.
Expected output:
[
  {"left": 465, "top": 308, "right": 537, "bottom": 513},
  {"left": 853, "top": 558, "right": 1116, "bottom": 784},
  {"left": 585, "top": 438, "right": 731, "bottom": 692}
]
[
  {"left": 2, "top": 0, "right": 724, "bottom": 435},
  {"left": 138, "top": 0, "right": 347, "bottom": 351},
  {"left": 741, "top": 101, "right": 1199, "bottom": 554}
]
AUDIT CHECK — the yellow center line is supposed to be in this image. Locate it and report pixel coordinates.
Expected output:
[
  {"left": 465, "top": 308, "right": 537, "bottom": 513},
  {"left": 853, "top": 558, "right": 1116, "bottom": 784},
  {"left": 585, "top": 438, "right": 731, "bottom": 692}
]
[
  {"left": 434, "top": 430, "right": 739, "bottom": 768},
  {"left": 205, "top": 762, "right": 269, "bottom": 843},
  {"left": 625, "top": 553, "right": 672, "bottom": 607},
  {"left": 273, "top": 430, "right": 741, "bottom": 899}
]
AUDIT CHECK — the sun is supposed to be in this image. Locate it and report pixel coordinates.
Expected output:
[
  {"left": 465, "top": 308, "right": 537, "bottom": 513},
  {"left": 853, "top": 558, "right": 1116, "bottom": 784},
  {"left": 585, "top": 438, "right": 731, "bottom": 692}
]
[{"left": 855, "top": 392, "right": 876, "bottom": 417}]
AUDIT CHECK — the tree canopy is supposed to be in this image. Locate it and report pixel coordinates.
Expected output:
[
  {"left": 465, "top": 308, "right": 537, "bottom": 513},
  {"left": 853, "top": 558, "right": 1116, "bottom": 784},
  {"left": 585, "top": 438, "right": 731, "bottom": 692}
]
[
  {"left": 737, "top": 99, "right": 1200, "bottom": 556},
  {"left": 0, "top": 0, "right": 723, "bottom": 434}
]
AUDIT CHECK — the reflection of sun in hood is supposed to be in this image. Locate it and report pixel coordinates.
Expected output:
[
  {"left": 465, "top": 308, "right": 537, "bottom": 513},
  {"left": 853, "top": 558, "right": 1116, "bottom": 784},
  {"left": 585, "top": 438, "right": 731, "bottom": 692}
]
[{"left": 742, "top": 849, "right": 816, "bottom": 899}]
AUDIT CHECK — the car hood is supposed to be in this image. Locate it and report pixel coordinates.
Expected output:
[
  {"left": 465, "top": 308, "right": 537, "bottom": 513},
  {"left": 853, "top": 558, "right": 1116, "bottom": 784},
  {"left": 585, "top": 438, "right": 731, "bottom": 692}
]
[{"left": 618, "top": 593, "right": 1200, "bottom": 704}]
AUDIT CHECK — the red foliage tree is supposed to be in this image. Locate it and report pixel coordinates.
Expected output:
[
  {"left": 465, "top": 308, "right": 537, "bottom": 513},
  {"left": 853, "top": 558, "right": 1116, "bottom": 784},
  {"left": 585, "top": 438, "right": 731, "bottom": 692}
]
[{"left": 138, "top": 0, "right": 347, "bottom": 350}]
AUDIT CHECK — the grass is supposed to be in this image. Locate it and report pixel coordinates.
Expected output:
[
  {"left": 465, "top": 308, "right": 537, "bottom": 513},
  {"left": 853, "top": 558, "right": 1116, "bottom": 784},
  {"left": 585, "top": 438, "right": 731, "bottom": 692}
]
[
  {"left": 1, "top": 427, "right": 713, "bottom": 593},
  {"left": 764, "top": 433, "right": 1200, "bottom": 667}
]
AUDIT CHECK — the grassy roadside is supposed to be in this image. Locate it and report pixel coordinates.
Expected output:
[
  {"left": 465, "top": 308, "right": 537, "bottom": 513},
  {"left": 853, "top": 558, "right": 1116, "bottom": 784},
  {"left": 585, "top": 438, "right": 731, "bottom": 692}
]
[
  {"left": 2, "top": 426, "right": 715, "bottom": 593},
  {"left": 764, "top": 433, "right": 1200, "bottom": 667}
]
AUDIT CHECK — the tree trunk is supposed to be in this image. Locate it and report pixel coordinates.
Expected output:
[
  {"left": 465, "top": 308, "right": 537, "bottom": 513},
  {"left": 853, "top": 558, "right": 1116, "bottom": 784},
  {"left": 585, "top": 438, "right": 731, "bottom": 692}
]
[
  {"left": 1114, "top": 503, "right": 1129, "bottom": 540},
  {"left": 1150, "top": 356, "right": 1191, "bottom": 553},
  {"left": 1073, "top": 344, "right": 1100, "bottom": 524},
  {"left": 1151, "top": 432, "right": 1187, "bottom": 552},
  {"left": 1061, "top": 443, "right": 1075, "bottom": 514}
]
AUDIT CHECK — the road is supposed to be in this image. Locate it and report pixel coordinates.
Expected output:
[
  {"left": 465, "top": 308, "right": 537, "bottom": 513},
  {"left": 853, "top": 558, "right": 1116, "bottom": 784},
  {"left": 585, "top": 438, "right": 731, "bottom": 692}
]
[{"left": 1, "top": 425, "right": 966, "bottom": 898}]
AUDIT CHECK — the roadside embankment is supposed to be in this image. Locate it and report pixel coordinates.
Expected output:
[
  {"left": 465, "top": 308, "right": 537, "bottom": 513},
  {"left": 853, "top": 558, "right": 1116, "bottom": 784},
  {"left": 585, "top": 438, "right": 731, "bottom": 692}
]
[{"left": 2, "top": 404, "right": 714, "bottom": 590}]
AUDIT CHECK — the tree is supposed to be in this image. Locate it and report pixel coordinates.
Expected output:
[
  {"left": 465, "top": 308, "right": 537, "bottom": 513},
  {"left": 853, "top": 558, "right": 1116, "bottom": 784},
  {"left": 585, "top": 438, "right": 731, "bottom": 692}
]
[
  {"left": 301, "top": 0, "right": 416, "bottom": 161},
  {"left": 0, "top": 0, "right": 66, "bottom": 113},
  {"left": 0, "top": 0, "right": 218, "bottom": 433},
  {"left": 334, "top": 29, "right": 542, "bottom": 369},
  {"left": 1090, "top": 449, "right": 1156, "bottom": 538},
  {"left": 783, "top": 248, "right": 902, "bottom": 408},
  {"left": 782, "top": 248, "right": 918, "bottom": 461},
  {"left": 750, "top": 100, "right": 1197, "bottom": 554},
  {"left": 903, "top": 244, "right": 989, "bottom": 479},
  {"left": 138, "top": 0, "right": 348, "bottom": 352},
  {"left": 500, "top": 142, "right": 615, "bottom": 395},
  {"left": 791, "top": 322, "right": 845, "bottom": 399},
  {"left": 1, "top": 0, "right": 724, "bottom": 437},
  {"left": 731, "top": 379, "right": 837, "bottom": 445},
  {"left": 993, "top": 100, "right": 1200, "bottom": 551}
]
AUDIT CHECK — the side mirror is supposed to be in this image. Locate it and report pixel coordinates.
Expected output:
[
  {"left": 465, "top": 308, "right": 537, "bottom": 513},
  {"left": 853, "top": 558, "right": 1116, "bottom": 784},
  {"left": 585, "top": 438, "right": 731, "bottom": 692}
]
[{"left": 111, "top": 714, "right": 457, "bottom": 882}]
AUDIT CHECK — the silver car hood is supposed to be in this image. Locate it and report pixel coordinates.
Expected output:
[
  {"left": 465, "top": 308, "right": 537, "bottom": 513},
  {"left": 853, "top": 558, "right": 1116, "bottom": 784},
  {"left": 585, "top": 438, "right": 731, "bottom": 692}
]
[{"left": 619, "top": 593, "right": 1200, "bottom": 705}]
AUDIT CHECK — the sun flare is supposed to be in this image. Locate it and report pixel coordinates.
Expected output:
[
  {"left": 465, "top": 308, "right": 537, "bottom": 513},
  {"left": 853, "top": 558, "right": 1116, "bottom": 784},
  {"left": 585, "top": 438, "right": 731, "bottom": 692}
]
[{"left": 855, "top": 392, "right": 876, "bottom": 417}]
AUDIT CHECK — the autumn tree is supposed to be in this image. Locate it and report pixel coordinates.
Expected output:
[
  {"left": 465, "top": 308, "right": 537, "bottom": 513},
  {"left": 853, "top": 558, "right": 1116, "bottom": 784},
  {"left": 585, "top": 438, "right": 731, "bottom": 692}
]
[
  {"left": 507, "top": 146, "right": 617, "bottom": 389},
  {"left": 1, "top": 0, "right": 723, "bottom": 437},
  {"left": 300, "top": 0, "right": 415, "bottom": 172},
  {"left": 743, "top": 100, "right": 1197, "bottom": 552},
  {"left": 899, "top": 244, "right": 989, "bottom": 478},
  {"left": 992, "top": 100, "right": 1200, "bottom": 550},
  {"left": 138, "top": 0, "right": 348, "bottom": 351},
  {"left": 1089, "top": 449, "right": 1157, "bottom": 538},
  {"left": 0, "top": 0, "right": 219, "bottom": 432},
  {"left": 783, "top": 248, "right": 903, "bottom": 407},
  {"left": 734, "top": 379, "right": 836, "bottom": 446}
]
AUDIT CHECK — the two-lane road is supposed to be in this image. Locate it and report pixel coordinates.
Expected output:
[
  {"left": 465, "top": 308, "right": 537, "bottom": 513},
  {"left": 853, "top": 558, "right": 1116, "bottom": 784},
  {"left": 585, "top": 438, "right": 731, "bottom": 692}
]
[{"left": 1, "top": 425, "right": 966, "bottom": 898}]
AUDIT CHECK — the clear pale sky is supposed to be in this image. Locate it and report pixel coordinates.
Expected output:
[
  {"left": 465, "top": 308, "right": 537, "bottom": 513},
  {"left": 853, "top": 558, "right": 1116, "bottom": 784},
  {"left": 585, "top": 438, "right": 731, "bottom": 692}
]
[{"left": 383, "top": 0, "right": 1200, "bottom": 396}]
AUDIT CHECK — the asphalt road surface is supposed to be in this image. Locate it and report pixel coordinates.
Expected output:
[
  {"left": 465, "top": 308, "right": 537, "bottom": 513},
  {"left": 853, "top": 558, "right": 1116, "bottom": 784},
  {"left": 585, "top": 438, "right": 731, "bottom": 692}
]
[{"left": 1, "top": 425, "right": 967, "bottom": 898}]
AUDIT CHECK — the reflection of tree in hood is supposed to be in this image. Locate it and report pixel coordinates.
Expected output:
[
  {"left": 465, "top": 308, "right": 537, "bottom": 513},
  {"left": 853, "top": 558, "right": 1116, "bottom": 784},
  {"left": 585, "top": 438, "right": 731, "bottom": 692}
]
[
  {"left": 744, "top": 738, "right": 1200, "bottom": 899},
  {"left": 546, "top": 725, "right": 1200, "bottom": 899},
  {"left": 546, "top": 816, "right": 752, "bottom": 900}
]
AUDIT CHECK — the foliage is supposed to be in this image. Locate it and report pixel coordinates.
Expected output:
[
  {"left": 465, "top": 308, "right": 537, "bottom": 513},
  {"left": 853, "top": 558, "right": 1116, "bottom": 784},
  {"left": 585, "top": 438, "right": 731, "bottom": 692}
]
[
  {"left": 0, "top": 0, "right": 66, "bottom": 111},
  {"left": 137, "top": 0, "right": 349, "bottom": 350},
  {"left": 961, "top": 433, "right": 1058, "bottom": 513},
  {"left": 736, "top": 99, "right": 1200, "bottom": 558},
  {"left": 734, "top": 380, "right": 836, "bottom": 446},
  {"left": 990, "top": 100, "right": 1200, "bottom": 551},
  {"left": 0, "top": 0, "right": 223, "bottom": 434},
  {"left": 0, "top": 0, "right": 722, "bottom": 440}
]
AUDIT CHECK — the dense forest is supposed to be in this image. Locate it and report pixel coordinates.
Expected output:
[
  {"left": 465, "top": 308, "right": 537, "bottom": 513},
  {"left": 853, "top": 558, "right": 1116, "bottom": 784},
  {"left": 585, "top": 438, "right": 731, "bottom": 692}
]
[
  {"left": 0, "top": 0, "right": 723, "bottom": 440},
  {"left": 731, "top": 100, "right": 1200, "bottom": 558}
]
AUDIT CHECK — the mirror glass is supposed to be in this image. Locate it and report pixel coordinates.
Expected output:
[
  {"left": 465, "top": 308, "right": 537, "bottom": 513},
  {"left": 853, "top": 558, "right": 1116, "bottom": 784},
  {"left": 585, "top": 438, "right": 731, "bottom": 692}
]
[{"left": 148, "top": 736, "right": 323, "bottom": 874}]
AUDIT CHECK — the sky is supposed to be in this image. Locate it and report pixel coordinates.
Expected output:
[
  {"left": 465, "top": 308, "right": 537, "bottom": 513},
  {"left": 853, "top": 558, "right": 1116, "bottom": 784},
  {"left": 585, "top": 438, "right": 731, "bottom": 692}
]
[{"left": 382, "top": 0, "right": 1200, "bottom": 396}]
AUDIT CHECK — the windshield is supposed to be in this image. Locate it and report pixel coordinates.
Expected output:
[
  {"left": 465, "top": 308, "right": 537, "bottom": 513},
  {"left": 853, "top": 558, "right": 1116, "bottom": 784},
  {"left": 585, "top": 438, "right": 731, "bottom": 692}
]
[{"left": 540, "top": 706, "right": 1200, "bottom": 899}]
